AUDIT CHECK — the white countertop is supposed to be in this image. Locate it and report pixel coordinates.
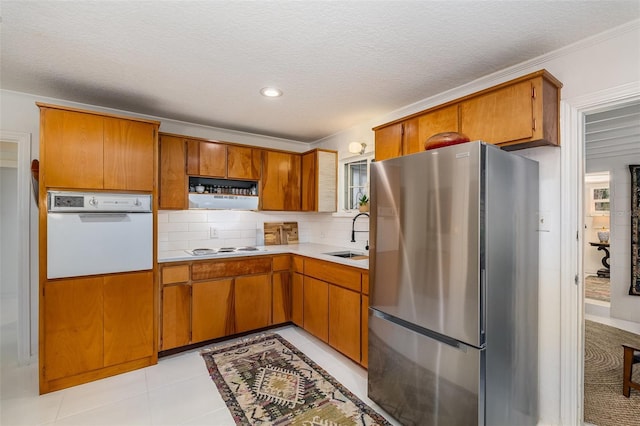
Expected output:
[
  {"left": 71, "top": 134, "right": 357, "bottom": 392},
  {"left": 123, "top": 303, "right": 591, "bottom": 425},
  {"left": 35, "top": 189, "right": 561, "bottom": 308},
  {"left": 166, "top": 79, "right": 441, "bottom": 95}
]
[{"left": 158, "top": 243, "right": 369, "bottom": 270}]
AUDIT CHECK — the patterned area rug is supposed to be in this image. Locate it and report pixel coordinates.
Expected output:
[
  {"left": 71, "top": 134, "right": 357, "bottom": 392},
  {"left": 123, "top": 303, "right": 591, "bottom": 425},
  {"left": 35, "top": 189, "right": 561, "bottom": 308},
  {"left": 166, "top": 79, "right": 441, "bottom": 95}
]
[
  {"left": 585, "top": 275, "right": 610, "bottom": 302},
  {"left": 201, "top": 333, "right": 391, "bottom": 425},
  {"left": 584, "top": 320, "right": 640, "bottom": 426}
]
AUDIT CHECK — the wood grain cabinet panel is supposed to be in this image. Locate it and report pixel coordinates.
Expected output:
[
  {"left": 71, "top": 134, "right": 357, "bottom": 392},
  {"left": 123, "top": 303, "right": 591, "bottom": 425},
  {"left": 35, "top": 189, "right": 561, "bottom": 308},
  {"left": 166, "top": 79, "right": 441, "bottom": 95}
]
[
  {"left": 301, "top": 149, "right": 337, "bottom": 212},
  {"left": 361, "top": 295, "right": 369, "bottom": 368},
  {"left": 329, "top": 284, "right": 361, "bottom": 362},
  {"left": 192, "top": 279, "right": 233, "bottom": 343},
  {"left": 416, "top": 105, "right": 460, "bottom": 153},
  {"left": 261, "top": 150, "right": 301, "bottom": 211},
  {"left": 227, "top": 145, "right": 261, "bottom": 180},
  {"left": 292, "top": 272, "right": 304, "bottom": 327},
  {"left": 303, "top": 276, "right": 329, "bottom": 342},
  {"left": 161, "top": 264, "right": 190, "bottom": 285},
  {"left": 103, "top": 118, "right": 155, "bottom": 191},
  {"left": 103, "top": 271, "right": 154, "bottom": 367},
  {"left": 161, "top": 284, "right": 191, "bottom": 350},
  {"left": 272, "top": 271, "right": 292, "bottom": 324},
  {"left": 235, "top": 274, "right": 272, "bottom": 333},
  {"left": 374, "top": 122, "right": 404, "bottom": 162},
  {"left": 304, "top": 258, "right": 361, "bottom": 292},
  {"left": 159, "top": 135, "right": 187, "bottom": 210},
  {"left": 43, "top": 277, "right": 104, "bottom": 382},
  {"left": 187, "top": 139, "right": 226, "bottom": 177},
  {"left": 41, "top": 108, "right": 104, "bottom": 189},
  {"left": 191, "top": 257, "right": 272, "bottom": 281}
]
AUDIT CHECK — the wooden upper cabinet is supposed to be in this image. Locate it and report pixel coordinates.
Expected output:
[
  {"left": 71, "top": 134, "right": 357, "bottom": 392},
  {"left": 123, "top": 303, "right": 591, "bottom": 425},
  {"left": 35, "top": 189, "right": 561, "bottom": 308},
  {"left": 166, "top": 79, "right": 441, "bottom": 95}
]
[
  {"left": 373, "top": 70, "right": 562, "bottom": 155},
  {"left": 261, "top": 150, "right": 301, "bottom": 211},
  {"left": 159, "top": 134, "right": 187, "bottom": 210},
  {"left": 186, "top": 139, "right": 227, "bottom": 177},
  {"left": 38, "top": 103, "right": 158, "bottom": 191},
  {"left": 41, "top": 108, "right": 104, "bottom": 189},
  {"left": 301, "top": 149, "right": 337, "bottom": 212},
  {"left": 416, "top": 105, "right": 460, "bottom": 153},
  {"left": 103, "top": 118, "right": 155, "bottom": 191},
  {"left": 461, "top": 71, "right": 561, "bottom": 149},
  {"left": 374, "top": 118, "right": 419, "bottom": 161},
  {"left": 227, "top": 145, "right": 261, "bottom": 180}
]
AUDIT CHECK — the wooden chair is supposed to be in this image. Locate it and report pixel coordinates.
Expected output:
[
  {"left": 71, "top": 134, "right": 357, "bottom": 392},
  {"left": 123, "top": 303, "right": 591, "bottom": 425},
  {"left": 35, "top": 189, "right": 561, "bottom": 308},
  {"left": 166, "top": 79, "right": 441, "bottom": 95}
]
[{"left": 622, "top": 344, "right": 640, "bottom": 397}]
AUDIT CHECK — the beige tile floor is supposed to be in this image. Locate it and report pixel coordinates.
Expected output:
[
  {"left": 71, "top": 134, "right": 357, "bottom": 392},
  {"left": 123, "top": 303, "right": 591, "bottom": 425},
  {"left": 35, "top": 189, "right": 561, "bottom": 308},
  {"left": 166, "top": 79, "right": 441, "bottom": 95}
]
[{"left": 1, "top": 320, "right": 400, "bottom": 426}]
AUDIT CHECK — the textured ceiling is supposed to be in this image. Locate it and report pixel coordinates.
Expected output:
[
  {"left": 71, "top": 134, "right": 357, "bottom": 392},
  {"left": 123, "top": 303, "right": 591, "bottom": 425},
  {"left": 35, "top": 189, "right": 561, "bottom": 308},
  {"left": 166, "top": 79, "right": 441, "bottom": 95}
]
[{"left": 1, "top": 1, "right": 639, "bottom": 142}]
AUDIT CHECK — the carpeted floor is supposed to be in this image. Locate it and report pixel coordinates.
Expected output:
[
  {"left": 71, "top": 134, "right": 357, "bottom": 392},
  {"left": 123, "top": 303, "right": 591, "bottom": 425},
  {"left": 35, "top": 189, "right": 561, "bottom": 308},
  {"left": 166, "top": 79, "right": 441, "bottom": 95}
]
[
  {"left": 585, "top": 275, "right": 611, "bottom": 303},
  {"left": 584, "top": 320, "right": 640, "bottom": 426}
]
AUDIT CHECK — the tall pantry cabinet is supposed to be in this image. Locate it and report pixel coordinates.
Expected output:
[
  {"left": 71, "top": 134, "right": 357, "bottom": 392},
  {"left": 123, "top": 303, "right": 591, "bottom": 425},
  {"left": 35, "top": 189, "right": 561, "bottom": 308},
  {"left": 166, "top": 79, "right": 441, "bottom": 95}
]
[{"left": 37, "top": 103, "right": 160, "bottom": 394}]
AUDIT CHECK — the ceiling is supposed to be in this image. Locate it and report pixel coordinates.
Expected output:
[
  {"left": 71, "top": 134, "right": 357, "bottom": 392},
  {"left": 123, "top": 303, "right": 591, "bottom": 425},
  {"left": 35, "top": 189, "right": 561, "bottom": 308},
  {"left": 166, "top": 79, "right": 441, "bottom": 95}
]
[{"left": 1, "top": 1, "right": 639, "bottom": 143}]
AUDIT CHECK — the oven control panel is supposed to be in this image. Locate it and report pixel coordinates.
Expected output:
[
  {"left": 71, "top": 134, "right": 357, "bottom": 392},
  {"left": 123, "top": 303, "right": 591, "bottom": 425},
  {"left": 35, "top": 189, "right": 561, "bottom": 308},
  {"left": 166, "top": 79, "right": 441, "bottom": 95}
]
[{"left": 47, "top": 191, "right": 152, "bottom": 212}]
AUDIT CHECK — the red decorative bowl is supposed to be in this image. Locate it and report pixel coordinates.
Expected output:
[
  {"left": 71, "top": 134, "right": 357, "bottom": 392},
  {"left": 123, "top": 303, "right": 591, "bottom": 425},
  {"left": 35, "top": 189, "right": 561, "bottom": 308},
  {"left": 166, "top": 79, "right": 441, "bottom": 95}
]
[{"left": 424, "top": 132, "right": 470, "bottom": 151}]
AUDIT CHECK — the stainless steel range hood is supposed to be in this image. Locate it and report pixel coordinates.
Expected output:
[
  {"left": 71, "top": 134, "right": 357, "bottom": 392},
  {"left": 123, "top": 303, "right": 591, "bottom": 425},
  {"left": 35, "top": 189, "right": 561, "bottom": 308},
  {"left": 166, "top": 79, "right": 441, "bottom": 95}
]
[{"left": 188, "top": 193, "right": 259, "bottom": 210}]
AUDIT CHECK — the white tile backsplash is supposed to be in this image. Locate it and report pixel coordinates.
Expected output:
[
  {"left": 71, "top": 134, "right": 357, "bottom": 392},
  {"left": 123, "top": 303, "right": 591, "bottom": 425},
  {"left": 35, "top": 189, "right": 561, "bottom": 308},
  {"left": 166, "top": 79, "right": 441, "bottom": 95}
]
[{"left": 157, "top": 210, "right": 370, "bottom": 257}]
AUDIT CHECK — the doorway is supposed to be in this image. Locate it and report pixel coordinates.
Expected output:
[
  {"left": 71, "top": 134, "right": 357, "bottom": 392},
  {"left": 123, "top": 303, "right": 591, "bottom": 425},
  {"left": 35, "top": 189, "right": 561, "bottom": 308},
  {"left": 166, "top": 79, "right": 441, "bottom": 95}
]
[{"left": 0, "top": 131, "right": 32, "bottom": 366}]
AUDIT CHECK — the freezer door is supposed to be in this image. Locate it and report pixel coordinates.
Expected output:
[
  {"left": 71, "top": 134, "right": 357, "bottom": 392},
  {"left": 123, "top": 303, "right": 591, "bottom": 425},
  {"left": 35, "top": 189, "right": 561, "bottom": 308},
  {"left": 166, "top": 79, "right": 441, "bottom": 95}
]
[
  {"left": 368, "top": 312, "right": 483, "bottom": 426},
  {"left": 370, "top": 142, "right": 483, "bottom": 347}
]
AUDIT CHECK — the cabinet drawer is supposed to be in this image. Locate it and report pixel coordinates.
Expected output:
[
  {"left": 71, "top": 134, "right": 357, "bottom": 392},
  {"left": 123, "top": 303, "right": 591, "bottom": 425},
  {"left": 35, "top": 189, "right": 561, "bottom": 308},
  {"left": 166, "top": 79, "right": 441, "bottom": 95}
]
[
  {"left": 304, "top": 258, "right": 362, "bottom": 292},
  {"left": 162, "top": 265, "right": 190, "bottom": 284},
  {"left": 272, "top": 255, "right": 291, "bottom": 271},
  {"left": 191, "top": 257, "right": 271, "bottom": 281},
  {"left": 292, "top": 256, "right": 304, "bottom": 273}
]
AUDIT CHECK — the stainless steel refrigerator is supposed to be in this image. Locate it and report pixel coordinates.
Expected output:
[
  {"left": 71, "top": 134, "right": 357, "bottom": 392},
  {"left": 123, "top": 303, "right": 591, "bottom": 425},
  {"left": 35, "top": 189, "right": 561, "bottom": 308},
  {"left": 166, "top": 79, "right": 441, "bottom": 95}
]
[{"left": 368, "top": 141, "right": 539, "bottom": 426}]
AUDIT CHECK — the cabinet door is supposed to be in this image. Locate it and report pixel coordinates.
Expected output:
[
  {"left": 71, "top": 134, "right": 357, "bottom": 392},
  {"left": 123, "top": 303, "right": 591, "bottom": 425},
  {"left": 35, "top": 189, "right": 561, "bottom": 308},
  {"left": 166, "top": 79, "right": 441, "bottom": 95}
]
[
  {"left": 401, "top": 117, "right": 420, "bottom": 156},
  {"left": 303, "top": 276, "right": 329, "bottom": 342},
  {"left": 292, "top": 272, "right": 304, "bottom": 327},
  {"left": 301, "top": 151, "right": 316, "bottom": 211},
  {"left": 374, "top": 122, "right": 403, "bottom": 161},
  {"left": 329, "top": 285, "right": 361, "bottom": 362},
  {"left": 159, "top": 135, "right": 187, "bottom": 209},
  {"left": 103, "top": 271, "right": 154, "bottom": 367},
  {"left": 187, "top": 140, "right": 226, "bottom": 177},
  {"left": 235, "top": 274, "right": 271, "bottom": 333},
  {"left": 460, "top": 80, "right": 533, "bottom": 145},
  {"left": 192, "top": 279, "right": 233, "bottom": 342},
  {"left": 103, "top": 118, "right": 155, "bottom": 191},
  {"left": 417, "top": 105, "right": 459, "bottom": 153},
  {"left": 161, "top": 284, "right": 191, "bottom": 350},
  {"left": 272, "top": 271, "right": 291, "bottom": 324},
  {"left": 361, "top": 295, "right": 369, "bottom": 368},
  {"left": 227, "top": 145, "right": 261, "bottom": 180},
  {"left": 261, "top": 151, "right": 301, "bottom": 211},
  {"left": 41, "top": 108, "right": 104, "bottom": 189},
  {"left": 44, "top": 277, "right": 104, "bottom": 381}
]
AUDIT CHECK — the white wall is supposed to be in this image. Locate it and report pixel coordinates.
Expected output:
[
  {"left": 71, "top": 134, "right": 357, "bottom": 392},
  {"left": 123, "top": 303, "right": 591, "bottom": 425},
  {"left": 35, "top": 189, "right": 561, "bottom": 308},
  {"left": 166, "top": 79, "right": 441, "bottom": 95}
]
[
  {"left": 1, "top": 167, "right": 18, "bottom": 300},
  {"left": 312, "top": 21, "right": 640, "bottom": 426}
]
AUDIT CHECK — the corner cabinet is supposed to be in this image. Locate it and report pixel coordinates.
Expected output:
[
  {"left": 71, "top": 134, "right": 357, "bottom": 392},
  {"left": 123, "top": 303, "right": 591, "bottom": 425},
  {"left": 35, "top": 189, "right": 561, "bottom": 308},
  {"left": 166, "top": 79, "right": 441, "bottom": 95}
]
[
  {"left": 38, "top": 103, "right": 158, "bottom": 191},
  {"left": 301, "top": 149, "right": 337, "bottom": 212},
  {"left": 373, "top": 69, "right": 562, "bottom": 155}
]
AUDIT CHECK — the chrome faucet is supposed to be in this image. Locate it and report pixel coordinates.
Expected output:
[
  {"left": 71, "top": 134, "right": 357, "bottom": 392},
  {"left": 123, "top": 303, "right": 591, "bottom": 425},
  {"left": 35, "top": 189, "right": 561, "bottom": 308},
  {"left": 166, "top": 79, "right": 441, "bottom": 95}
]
[{"left": 351, "top": 212, "right": 370, "bottom": 244}]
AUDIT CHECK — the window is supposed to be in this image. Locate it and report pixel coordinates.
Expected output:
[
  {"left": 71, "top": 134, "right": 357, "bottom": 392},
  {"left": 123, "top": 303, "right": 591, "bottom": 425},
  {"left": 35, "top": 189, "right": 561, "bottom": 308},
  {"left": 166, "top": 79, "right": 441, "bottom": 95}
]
[{"left": 343, "top": 157, "right": 371, "bottom": 211}]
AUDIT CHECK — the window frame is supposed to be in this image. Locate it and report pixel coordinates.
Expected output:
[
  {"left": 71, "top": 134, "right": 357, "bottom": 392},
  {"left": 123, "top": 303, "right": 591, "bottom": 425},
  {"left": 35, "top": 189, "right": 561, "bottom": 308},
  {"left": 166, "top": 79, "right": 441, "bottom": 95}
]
[{"left": 339, "top": 152, "right": 374, "bottom": 213}]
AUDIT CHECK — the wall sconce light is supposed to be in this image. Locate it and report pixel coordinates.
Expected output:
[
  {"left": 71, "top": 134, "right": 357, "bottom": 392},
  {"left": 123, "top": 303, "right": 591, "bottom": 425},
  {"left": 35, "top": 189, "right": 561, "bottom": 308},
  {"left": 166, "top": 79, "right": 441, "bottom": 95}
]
[{"left": 348, "top": 142, "right": 367, "bottom": 155}]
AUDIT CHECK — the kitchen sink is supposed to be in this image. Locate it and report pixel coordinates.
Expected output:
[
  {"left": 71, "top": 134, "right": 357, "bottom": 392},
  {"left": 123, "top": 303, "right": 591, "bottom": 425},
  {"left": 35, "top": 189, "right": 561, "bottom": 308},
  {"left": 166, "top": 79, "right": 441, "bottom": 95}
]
[{"left": 324, "top": 250, "right": 368, "bottom": 259}]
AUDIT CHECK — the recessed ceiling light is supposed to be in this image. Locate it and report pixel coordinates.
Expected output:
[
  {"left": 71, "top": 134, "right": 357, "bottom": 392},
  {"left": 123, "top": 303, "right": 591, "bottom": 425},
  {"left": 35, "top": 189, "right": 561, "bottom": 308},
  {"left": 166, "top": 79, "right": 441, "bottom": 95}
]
[{"left": 260, "top": 87, "right": 283, "bottom": 97}]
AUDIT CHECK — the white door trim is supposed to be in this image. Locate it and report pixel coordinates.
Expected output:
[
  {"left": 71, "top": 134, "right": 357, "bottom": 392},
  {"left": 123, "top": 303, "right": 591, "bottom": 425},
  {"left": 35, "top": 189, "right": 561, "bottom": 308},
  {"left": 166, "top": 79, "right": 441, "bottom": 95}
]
[
  {"left": 0, "top": 130, "right": 32, "bottom": 364},
  {"left": 560, "top": 82, "right": 640, "bottom": 425}
]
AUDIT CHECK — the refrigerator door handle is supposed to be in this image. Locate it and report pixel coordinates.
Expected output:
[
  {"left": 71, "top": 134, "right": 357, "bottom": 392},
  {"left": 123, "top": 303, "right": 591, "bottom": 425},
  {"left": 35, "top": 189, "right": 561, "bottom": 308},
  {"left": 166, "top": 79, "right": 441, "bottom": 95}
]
[
  {"left": 371, "top": 308, "right": 470, "bottom": 351},
  {"left": 481, "top": 268, "right": 487, "bottom": 345}
]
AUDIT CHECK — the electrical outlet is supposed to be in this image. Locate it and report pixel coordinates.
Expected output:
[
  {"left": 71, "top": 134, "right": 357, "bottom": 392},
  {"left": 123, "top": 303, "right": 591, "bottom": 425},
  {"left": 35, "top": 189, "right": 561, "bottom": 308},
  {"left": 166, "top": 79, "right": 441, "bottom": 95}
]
[{"left": 210, "top": 227, "right": 218, "bottom": 238}]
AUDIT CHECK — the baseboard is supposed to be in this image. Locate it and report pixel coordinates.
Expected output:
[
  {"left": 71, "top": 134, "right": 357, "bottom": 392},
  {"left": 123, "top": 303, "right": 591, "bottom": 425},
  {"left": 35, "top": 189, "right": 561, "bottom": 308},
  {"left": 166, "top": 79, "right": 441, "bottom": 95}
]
[{"left": 585, "top": 301, "right": 610, "bottom": 317}]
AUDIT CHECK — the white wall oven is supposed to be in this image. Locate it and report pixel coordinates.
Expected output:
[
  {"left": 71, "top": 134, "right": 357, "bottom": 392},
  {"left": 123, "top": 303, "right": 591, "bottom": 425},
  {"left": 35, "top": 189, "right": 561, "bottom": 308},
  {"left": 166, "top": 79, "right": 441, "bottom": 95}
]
[{"left": 46, "top": 191, "right": 152, "bottom": 279}]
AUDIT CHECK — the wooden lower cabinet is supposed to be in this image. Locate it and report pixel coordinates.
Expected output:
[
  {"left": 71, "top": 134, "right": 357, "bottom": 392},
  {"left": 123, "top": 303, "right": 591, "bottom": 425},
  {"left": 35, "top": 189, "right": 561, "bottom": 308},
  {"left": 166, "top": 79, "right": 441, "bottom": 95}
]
[
  {"left": 44, "top": 277, "right": 104, "bottom": 381},
  {"left": 273, "top": 271, "right": 292, "bottom": 324},
  {"left": 361, "top": 295, "right": 369, "bottom": 368},
  {"left": 328, "top": 285, "right": 361, "bottom": 362},
  {"left": 291, "top": 272, "right": 304, "bottom": 327},
  {"left": 103, "top": 272, "right": 154, "bottom": 367},
  {"left": 161, "top": 284, "right": 191, "bottom": 350},
  {"left": 192, "top": 279, "right": 232, "bottom": 343},
  {"left": 235, "top": 274, "right": 272, "bottom": 333},
  {"left": 303, "top": 276, "right": 329, "bottom": 342},
  {"left": 42, "top": 271, "right": 155, "bottom": 393}
]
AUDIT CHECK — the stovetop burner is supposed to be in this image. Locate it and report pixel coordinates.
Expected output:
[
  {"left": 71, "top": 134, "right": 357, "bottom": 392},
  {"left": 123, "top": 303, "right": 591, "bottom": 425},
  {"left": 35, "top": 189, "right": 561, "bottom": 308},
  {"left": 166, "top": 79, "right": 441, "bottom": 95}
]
[
  {"left": 186, "top": 246, "right": 263, "bottom": 256},
  {"left": 236, "top": 246, "right": 259, "bottom": 251}
]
